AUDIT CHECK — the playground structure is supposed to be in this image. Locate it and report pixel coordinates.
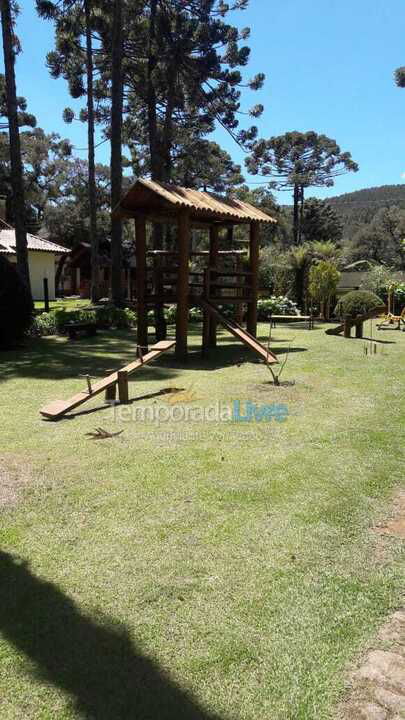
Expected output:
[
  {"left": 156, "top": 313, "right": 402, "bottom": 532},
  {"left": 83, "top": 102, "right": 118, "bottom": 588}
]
[
  {"left": 325, "top": 306, "right": 386, "bottom": 337},
  {"left": 377, "top": 307, "right": 405, "bottom": 330},
  {"left": 114, "top": 178, "right": 278, "bottom": 362},
  {"left": 40, "top": 180, "right": 278, "bottom": 420}
]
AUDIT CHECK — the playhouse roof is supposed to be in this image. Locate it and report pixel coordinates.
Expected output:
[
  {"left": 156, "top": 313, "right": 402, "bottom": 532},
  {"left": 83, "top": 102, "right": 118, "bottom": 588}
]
[{"left": 114, "top": 178, "right": 276, "bottom": 226}]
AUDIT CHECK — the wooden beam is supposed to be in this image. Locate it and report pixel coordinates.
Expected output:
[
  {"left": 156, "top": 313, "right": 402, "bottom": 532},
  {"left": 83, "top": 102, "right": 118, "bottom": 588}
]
[
  {"left": 176, "top": 210, "right": 190, "bottom": 359},
  {"left": 135, "top": 216, "right": 148, "bottom": 354},
  {"left": 246, "top": 221, "right": 259, "bottom": 337},
  {"left": 116, "top": 209, "right": 247, "bottom": 230}
]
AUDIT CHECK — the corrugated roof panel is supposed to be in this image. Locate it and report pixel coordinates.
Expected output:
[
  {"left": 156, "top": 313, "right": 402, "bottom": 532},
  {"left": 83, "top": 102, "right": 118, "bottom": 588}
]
[{"left": 117, "top": 178, "right": 276, "bottom": 225}]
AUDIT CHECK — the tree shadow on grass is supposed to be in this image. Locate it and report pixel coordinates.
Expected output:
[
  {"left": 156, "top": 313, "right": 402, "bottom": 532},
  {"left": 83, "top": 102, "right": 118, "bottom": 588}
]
[
  {"left": 0, "top": 331, "right": 179, "bottom": 385},
  {"left": 0, "top": 550, "right": 224, "bottom": 720}
]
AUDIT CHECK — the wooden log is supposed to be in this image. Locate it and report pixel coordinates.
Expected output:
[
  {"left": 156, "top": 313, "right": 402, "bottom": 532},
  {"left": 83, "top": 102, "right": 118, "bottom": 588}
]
[
  {"left": 246, "top": 221, "right": 259, "bottom": 337},
  {"left": 208, "top": 225, "right": 219, "bottom": 348},
  {"left": 176, "top": 210, "right": 190, "bottom": 359},
  {"left": 117, "top": 370, "right": 129, "bottom": 404},
  {"left": 202, "top": 268, "right": 211, "bottom": 356},
  {"left": 235, "top": 255, "right": 244, "bottom": 325},
  {"left": 135, "top": 216, "right": 148, "bottom": 354}
]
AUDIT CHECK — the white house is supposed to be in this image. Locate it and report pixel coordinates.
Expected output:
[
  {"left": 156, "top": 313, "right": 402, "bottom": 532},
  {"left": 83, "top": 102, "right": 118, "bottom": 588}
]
[{"left": 0, "top": 224, "right": 67, "bottom": 301}]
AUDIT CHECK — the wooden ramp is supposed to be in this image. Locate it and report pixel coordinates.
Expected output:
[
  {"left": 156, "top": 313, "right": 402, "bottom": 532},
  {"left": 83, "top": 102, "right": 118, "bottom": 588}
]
[
  {"left": 200, "top": 300, "right": 278, "bottom": 364},
  {"left": 40, "top": 340, "right": 175, "bottom": 420}
]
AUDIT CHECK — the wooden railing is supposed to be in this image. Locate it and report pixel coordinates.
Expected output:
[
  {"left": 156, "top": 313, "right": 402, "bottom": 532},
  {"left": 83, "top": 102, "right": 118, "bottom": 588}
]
[{"left": 132, "top": 266, "right": 253, "bottom": 304}]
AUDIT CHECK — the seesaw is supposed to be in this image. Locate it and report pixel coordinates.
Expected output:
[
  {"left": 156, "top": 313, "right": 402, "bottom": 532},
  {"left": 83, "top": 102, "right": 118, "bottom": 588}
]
[{"left": 40, "top": 340, "right": 175, "bottom": 420}]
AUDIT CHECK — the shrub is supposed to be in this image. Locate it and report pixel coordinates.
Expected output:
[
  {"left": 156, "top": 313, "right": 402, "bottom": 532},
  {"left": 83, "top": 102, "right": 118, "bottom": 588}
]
[
  {"left": 164, "top": 305, "right": 177, "bottom": 324},
  {"left": 0, "top": 256, "right": 33, "bottom": 347},
  {"left": 335, "top": 290, "right": 383, "bottom": 319},
  {"left": 189, "top": 306, "right": 203, "bottom": 322},
  {"left": 29, "top": 312, "right": 58, "bottom": 337},
  {"left": 257, "top": 296, "right": 299, "bottom": 320},
  {"left": 308, "top": 260, "right": 340, "bottom": 320},
  {"left": 30, "top": 305, "right": 137, "bottom": 337}
]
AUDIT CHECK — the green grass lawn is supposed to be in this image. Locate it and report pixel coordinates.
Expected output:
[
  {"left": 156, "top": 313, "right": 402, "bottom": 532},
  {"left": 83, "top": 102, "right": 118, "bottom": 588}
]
[
  {"left": 34, "top": 297, "right": 92, "bottom": 312},
  {"left": 0, "top": 321, "right": 404, "bottom": 719}
]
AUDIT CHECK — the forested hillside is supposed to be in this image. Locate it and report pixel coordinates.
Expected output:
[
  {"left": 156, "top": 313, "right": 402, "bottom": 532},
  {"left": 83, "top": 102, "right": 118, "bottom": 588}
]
[{"left": 327, "top": 184, "right": 405, "bottom": 237}]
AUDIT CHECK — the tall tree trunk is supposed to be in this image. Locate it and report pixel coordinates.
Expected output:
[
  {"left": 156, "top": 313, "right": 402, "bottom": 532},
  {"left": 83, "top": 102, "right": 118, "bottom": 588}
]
[
  {"left": 147, "top": 0, "right": 162, "bottom": 181},
  {"left": 110, "top": 0, "right": 123, "bottom": 306},
  {"left": 84, "top": 0, "right": 99, "bottom": 303},
  {"left": 293, "top": 183, "right": 299, "bottom": 245},
  {"left": 298, "top": 185, "right": 304, "bottom": 244},
  {"left": 147, "top": 0, "right": 167, "bottom": 338},
  {"left": 0, "top": 0, "right": 32, "bottom": 300}
]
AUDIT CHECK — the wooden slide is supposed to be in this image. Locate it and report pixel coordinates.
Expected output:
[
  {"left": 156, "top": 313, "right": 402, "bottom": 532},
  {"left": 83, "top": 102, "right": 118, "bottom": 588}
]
[
  {"left": 200, "top": 300, "right": 278, "bottom": 364},
  {"left": 40, "top": 340, "right": 175, "bottom": 420}
]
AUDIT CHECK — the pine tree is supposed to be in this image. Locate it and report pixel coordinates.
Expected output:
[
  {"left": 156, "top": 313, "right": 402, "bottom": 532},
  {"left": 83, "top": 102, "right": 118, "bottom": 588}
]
[
  {"left": 0, "top": 0, "right": 32, "bottom": 299},
  {"left": 301, "top": 198, "right": 343, "bottom": 244},
  {"left": 120, "top": 0, "right": 264, "bottom": 184},
  {"left": 246, "top": 131, "right": 358, "bottom": 245}
]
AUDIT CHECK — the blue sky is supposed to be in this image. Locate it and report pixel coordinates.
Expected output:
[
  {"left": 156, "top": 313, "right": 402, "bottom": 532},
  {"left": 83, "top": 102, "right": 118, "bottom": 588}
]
[{"left": 3, "top": 0, "right": 405, "bottom": 203}]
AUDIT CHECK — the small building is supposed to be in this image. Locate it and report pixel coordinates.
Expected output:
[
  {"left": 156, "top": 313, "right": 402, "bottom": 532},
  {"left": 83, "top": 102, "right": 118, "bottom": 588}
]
[
  {"left": 60, "top": 241, "right": 132, "bottom": 299},
  {"left": 337, "top": 271, "right": 405, "bottom": 295},
  {"left": 0, "top": 222, "right": 67, "bottom": 301}
]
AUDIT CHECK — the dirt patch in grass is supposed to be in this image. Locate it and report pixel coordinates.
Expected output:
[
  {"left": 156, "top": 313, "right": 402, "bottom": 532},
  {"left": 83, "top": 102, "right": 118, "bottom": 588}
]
[
  {"left": 374, "top": 492, "right": 405, "bottom": 540},
  {"left": 0, "top": 458, "right": 33, "bottom": 508},
  {"left": 337, "top": 494, "right": 405, "bottom": 719},
  {"left": 338, "top": 610, "right": 405, "bottom": 720}
]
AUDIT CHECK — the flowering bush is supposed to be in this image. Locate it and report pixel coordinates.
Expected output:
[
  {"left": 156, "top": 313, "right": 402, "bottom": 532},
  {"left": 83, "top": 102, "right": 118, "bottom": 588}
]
[
  {"left": 257, "top": 296, "right": 299, "bottom": 320},
  {"left": 161, "top": 305, "right": 202, "bottom": 324}
]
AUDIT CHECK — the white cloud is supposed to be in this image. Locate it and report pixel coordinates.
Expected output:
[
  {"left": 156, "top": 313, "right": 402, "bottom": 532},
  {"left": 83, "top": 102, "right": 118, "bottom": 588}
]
[{"left": 401, "top": 173, "right": 405, "bottom": 179}]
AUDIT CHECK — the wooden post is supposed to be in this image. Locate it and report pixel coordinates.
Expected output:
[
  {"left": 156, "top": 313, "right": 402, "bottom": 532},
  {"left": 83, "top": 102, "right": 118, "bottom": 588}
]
[
  {"left": 43, "top": 278, "right": 49, "bottom": 313},
  {"left": 235, "top": 252, "right": 244, "bottom": 325},
  {"left": 247, "top": 221, "right": 259, "bottom": 337},
  {"left": 344, "top": 314, "right": 352, "bottom": 338},
  {"left": 118, "top": 370, "right": 129, "bottom": 404},
  {"left": 202, "top": 268, "right": 210, "bottom": 357},
  {"left": 105, "top": 384, "right": 117, "bottom": 404},
  {"left": 355, "top": 316, "right": 363, "bottom": 338},
  {"left": 135, "top": 216, "right": 148, "bottom": 355},
  {"left": 176, "top": 210, "right": 190, "bottom": 359},
  {"left": 208, "top": 225, "right": 219, "bottom": 347},
  {"left": 154, "top": 252, "right": 166, "bottom": 341}
]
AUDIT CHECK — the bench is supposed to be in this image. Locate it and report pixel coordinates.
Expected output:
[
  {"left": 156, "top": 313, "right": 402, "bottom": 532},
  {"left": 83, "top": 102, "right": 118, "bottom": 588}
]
[
  {"left": 270, "top": 314, "right": 314, "bottom": 330},
  {"left": 66, "top": 322, "right": 97, "bottom": 340}
]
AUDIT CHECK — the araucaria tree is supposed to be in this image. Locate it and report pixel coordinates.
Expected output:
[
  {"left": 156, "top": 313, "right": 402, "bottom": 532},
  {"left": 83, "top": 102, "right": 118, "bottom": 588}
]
[
  {"left": 122, "top": 0, "right": 264, "bottom": 184},
  {"left": 0, "top": 0, "right": 33, "bottom": 299},
  {"left": 246, "top": 131, "right": 358, "bottom": 245}
]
